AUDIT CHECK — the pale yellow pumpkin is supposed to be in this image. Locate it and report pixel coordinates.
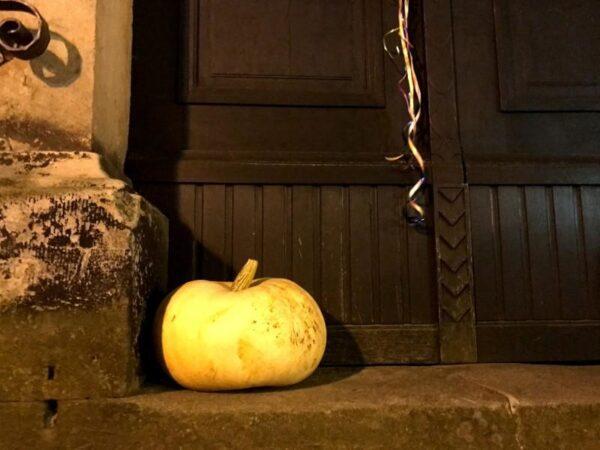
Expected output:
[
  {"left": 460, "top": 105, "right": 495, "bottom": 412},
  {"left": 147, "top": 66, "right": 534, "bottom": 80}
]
[{"left": 154, "top": 259, "right": 327, "bottom": 391}]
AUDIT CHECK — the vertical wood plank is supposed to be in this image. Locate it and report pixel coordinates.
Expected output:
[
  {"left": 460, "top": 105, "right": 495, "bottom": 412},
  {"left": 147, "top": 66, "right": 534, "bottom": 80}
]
[
  {"left": 225, "top": 186, "right": 234, "bottom": 279},
  {"left": 553, "top": 187, "right": 587, "bottom": 320},
  {"left": 291, "top": 186, "right": 317, "bottom": 298},
  {"left": 232, "top": 185, "right": 258, "bottom": 274},
  {"left": 581, "top": 187, "right": 600, "bottom": 319},
  {"left": 312, "top": 187, "right": 323, "bottom": 303},
  {"left": 320, "top": 186, "right": 347, "bottom": 323},
  {"left": 201, "top": 184, "right": 229, "bottom": 281},
  {"left": 497, "top": 186, "right": 531, "bottom": 321},
  {"left": 192, "top": 185, "right": 202, "bottom": 281},
  {"left": 262, "top": 186, "right": 291, "bottom": 279},
  {"left": 377, "top": 186, "right": 406, "bottom": 324},
  {"left": 254, "top": 186, "right": 264, "bottom": 278},
  {"left": 370, "top": 188, "right": 382, "bottom": 324},
  {"left": 524, "top": 187, "right": 561, "bottom": 320},
  {"left": 470, "top": 187, "right": 502, "bottom": 321},
  {"left": 348, "top": 186, "right": 375, "bottom": 325},
  {"left": 575, "top": 188, "right": 591, "bottom": 319},
  {"left": 342, "top": 188, "right": 352, "bottom": 323},
  {"left": 399, "top": 188, "right": 412, "bottom": 324},
  {"left": 407, "top": 193, "right": 436, "bottom": 324}
]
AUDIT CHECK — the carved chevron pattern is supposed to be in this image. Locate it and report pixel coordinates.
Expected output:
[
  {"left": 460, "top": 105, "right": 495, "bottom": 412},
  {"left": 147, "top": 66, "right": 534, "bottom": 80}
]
[
  {"left": 439, "top": 187, "right": 463, "bottom": 203},
  {"left": 441, "top": 277, "right": 469, "bottom": 297},
  {"left": 440, "top": 231, "right": 466, "bottom": 249},
  {"left": 440, "top": 207, "right": 466, "bottom": 226},
  {"left": 436, "top": 186, "right": 474, "bottom": 323},
  {"left": 440, "top": 252, "right": 468, "bottom": 272},
  {"left": 426, "top": 0, "right": 477, "bottom": 362},
  {"left": 440, "top": 284, "right": 471, "bottom": 322}
]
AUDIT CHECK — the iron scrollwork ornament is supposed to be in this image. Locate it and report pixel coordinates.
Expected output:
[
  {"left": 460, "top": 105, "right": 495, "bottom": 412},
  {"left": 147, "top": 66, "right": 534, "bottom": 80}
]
[{"left": 0, "top": 0, "right": 49, "bottom": 66}]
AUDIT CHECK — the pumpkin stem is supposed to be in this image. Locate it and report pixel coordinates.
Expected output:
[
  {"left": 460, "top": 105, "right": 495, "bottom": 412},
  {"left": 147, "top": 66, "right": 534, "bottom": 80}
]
[{"left": 232, "top": 259, "right": 258, "bottom": 292}]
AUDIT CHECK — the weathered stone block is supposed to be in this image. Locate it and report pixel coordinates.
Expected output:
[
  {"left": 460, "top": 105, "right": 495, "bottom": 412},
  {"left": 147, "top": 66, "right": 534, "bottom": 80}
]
[
  {"left": 0, "top": 400, "right": 49, "bottom": 449},
  {"left": 0, "top": 0, "right": 133, "bottom": 173},
  {"left": 0, "top": 151, "right": 167, "bottom": 400}
]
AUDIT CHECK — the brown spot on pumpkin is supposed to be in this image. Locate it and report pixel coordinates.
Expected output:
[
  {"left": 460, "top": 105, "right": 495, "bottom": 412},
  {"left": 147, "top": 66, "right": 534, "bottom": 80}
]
[
  {"left": 171, "top": 315, "right": 176, "bottom": 322},
  {"left": 204, "top": 360, "right": 217, "bottom": 379},
  {"left": 207, "top": 308, "right": 230, "bottom": 323},
  {"left": 237, "top": 338, "right": 260, "bottom": 362}
]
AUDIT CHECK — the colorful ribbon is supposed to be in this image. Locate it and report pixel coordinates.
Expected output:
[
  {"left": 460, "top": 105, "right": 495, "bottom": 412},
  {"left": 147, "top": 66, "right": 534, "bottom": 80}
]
[{"left": 383, "top": 0, "right": 426, "bottom": 228}]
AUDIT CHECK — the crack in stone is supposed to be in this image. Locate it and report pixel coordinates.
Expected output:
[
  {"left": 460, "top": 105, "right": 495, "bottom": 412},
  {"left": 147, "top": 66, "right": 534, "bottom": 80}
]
[
  {"left": 43, "top": 400, "right": 58, "bottom": 428},
  {"left": 456, "top": 374, "right": 525, "bottom": 449}
]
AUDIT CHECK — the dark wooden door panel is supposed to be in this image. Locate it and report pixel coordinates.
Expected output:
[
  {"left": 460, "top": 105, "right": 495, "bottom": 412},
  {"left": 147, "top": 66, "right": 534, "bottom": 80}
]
[
  {"left": 190, "top": 184, "right": 437, "bottom": 326},
  {"left": 446, "top": 0, "right": 600, "bottom": 362},
  {"left": 137, "top": 182, "right": 439, "bottom": 364},
  {"left": 477, "top": 322, "right": 600, "bottom": 362},
  {"left": 133, "top": 0, "right": 600, "bottom": 364},
  {"left": 452, "top": 0, "right": 600, "bottom": 182},
  {"left": 472, "top": 186, "right": 600, "bottom": 361},
  {"left": 137, "top": 183, "right": 438, "bottom": 325},
  {"left": 494, "top": 0, "right": 600, "bottom": 111},
  {"left": 129, "top": 0, "right": 425, "bottom": 184},
  {"left": 183, "top": 0, "right": 384, "bottom": 106},
  {"left": 471, "top": 186, "right": 600, "bottom": 324},
  {"left": 130, "top": 0, "right": 438, "bottom": 365}
]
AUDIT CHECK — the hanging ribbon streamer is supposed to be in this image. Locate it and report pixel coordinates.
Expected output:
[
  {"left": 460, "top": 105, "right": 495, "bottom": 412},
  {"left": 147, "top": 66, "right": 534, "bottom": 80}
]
[{"left": 383, "top": 0, "right": 426, "bottom": 228}]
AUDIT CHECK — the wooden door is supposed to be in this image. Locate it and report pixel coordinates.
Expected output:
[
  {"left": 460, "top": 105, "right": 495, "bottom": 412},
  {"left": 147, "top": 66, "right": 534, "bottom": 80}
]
[
  {"left": 128, "top": 0, "right": 441, "bottom": 365},
  {"left": 129, "top": 0, "right": 600, "bottom": 364},
  {"left": 424, "top": 0, "right": 600, "bottom": 362}
]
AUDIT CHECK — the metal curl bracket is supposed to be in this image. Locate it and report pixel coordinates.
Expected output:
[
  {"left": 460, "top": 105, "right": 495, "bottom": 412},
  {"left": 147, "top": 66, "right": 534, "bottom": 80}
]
[{"left": 0, "top": 0, "right": 49, "bottom": 66}]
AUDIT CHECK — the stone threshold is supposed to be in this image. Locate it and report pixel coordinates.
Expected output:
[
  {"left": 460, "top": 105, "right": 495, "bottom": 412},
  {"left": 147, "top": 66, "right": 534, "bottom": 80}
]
[{"left": 2, "top": 364, "right": 599, "bottom": 449}]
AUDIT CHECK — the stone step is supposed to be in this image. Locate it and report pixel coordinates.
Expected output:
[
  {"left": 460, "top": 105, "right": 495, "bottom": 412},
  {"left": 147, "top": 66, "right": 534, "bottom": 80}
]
[{"left": 2, "top": 364, "right": 599, "bottom": 448}]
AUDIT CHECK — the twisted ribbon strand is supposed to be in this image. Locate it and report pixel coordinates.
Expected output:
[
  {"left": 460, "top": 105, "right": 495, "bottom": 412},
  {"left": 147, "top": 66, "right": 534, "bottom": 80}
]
[{"left": 383, "top": 0, "right": 426, "bottom": 227}]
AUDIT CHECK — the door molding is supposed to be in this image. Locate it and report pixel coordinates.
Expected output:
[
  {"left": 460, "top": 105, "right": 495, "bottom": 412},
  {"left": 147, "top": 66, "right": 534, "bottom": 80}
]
[{"left": 424, "top": 0, "right": 477, "bottom": 362}]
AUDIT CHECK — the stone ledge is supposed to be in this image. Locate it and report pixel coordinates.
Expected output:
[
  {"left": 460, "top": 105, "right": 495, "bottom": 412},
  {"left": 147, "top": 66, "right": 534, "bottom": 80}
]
[
  {"left": 0, "top": 151, "right": 119, "bottom": 184},
  {"left": 1, "top": 364, "right": 599, "bottom": 448}
]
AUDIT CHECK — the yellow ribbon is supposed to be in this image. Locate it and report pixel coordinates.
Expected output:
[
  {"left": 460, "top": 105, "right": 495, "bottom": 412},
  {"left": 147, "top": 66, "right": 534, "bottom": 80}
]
[{"left": 383, "top": 0, "right": 426, "bottom": 227}]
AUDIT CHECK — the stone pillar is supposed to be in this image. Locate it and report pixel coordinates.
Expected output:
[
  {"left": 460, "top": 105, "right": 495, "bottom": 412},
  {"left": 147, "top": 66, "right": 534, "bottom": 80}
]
[
  {"left": 0, "top": 0, "right": 133, "bottom": 173},
  {"left": 0, "top": 1, "right": 168, "bottom": 400}
]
